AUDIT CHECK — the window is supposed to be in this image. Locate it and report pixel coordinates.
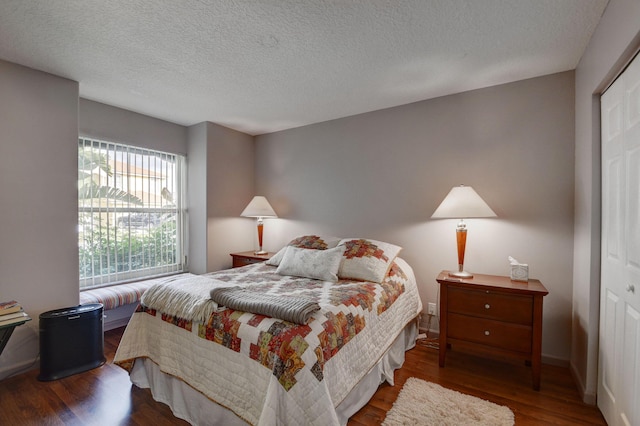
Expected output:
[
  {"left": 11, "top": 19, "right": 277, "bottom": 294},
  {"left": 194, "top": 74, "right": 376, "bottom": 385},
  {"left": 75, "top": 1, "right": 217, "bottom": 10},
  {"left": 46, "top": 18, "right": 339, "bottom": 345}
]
[{"left": 78, "top": 138, "right": 186, "bottom": 289}]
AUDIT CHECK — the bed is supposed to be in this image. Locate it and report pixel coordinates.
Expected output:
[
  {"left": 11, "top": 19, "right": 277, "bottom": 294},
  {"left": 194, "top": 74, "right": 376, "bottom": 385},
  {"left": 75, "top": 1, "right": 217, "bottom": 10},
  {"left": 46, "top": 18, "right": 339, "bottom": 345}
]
[{"left": 114, "top": 236, "right": 422, "bottom": 425}]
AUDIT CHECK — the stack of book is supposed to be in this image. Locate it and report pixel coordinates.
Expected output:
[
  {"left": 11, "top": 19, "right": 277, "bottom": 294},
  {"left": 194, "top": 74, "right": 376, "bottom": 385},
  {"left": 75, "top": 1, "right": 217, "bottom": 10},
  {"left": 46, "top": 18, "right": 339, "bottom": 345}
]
[{"left": 0, "top": 300, "right": 30, "bottom": 327}]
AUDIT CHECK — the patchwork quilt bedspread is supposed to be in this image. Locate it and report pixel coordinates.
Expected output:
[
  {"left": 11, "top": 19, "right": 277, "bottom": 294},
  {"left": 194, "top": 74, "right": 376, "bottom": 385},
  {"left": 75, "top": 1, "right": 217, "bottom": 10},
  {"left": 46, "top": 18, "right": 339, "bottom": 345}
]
[{"left": 114, "top": 259, "right": 421, "bottom": 425}]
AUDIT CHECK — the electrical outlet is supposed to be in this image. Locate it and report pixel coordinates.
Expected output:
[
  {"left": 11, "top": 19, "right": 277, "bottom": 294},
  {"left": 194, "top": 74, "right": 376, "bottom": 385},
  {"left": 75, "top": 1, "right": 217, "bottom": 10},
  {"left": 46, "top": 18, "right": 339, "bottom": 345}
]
[{"left": 428, "top": 302, "right": 437, "bottom": 315}]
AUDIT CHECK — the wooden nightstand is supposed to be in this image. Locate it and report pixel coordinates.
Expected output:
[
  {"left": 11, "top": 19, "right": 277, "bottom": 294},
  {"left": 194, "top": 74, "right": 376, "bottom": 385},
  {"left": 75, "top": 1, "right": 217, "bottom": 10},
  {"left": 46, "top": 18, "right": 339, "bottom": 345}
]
[
  {"left": 230, "top": 251, "right": 273, "bottom": 268},
  {"left": 437, "top": 271, "right": 549, "bottom": 390}
]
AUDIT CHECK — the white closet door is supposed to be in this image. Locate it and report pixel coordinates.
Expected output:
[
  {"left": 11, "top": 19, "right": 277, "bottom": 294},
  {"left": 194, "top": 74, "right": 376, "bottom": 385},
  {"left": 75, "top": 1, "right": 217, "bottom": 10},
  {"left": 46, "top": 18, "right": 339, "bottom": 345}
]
[{"left": 599, "top": 52, "right": 640, "bottom": 426}]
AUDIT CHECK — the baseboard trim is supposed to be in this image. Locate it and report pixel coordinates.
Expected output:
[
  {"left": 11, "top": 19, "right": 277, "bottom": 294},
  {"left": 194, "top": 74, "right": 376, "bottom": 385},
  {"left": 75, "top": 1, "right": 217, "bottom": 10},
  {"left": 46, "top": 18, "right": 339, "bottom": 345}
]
[
  {"left": 541, "top": 354, "right": 569, "bottom": 368},
  {"left": 419, "top": 329, "right": 570, "bottom": 367},
  {"left": 570, "top": 361, "right": 597, "bottom": 405},
  {"left": 423, "top": 327, "right": 594, "bottom": 404},
  {"left": 418, "top": 326, "right": 438, "bottom": 338},
  {"left": 0, "top": 357, "right": 39, "bottom": 380}
]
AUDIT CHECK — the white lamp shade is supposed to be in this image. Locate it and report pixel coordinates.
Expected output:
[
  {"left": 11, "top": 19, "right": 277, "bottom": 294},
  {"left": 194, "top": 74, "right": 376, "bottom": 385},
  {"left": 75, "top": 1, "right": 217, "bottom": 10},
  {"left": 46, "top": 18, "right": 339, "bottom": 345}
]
[
  {"left": 241, "top": 196, "right": 278, "bottom": 218},
  {"left": 431, "top": 185, "right": 496, "bottom": 219}
]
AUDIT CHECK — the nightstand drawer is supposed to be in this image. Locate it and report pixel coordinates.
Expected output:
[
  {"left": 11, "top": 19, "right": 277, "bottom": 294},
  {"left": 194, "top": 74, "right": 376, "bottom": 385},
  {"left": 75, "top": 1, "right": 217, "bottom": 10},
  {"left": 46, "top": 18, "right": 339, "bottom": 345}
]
[
  {"left": 233, "top": 257, "right": 263, "bottom": 268},
  {"left": 448, "top": 313, "right": 532, "bottom": 353},
  {"left": 230, "top": 252, "right": 273, "bottom": 268},
  {"left": 448, "top": 287, "right": 533, "bottom": 324}
]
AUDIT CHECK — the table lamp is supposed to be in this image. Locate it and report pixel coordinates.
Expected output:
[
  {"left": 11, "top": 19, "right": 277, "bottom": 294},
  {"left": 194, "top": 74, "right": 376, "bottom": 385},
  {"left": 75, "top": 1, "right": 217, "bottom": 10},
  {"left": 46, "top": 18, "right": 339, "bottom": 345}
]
[
  {"left": 241, "top": 196, "right": 278, "bottom": 255},
  {"left": 431, "top": 185, "right": 496, "bottom": 278}
]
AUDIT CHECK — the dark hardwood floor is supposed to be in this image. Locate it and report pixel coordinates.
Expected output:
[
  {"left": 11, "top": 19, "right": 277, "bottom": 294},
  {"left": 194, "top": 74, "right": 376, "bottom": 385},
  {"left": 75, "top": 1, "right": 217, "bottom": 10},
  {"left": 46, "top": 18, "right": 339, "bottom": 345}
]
[{"left": 0, "top": 327, "right": 606, "bottom": 425}]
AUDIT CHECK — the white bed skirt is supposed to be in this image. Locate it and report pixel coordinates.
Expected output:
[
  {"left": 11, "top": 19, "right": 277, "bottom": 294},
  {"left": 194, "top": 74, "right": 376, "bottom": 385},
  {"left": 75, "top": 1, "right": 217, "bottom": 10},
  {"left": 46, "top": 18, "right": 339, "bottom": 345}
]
[{"left": 130, "top": 319, "right": 418, "bottom": 426}]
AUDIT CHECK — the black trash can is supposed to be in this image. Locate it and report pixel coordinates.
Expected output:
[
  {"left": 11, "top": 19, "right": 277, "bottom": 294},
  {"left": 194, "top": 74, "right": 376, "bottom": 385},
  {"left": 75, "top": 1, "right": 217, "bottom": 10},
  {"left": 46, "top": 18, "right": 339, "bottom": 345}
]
[{"left": 38, "top": 303, "right": 106, "bottom": 381}]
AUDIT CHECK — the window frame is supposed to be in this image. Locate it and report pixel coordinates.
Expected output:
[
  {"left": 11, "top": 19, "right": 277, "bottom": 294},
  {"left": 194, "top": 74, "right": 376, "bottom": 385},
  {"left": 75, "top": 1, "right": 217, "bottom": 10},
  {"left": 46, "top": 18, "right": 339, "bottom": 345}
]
[{"left": 78, "top": 137, "right": 187, "bottom": 289}]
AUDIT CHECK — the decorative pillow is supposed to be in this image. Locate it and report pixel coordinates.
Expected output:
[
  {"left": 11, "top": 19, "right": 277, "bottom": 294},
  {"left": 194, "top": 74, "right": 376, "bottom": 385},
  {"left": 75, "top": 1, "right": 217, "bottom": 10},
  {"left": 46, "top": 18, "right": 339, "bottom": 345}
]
[
  {"left": 337, "top": 238, "right": 402, "bottom": 283},
  {"left": 266, "top": 235, "right": 341, "bottom": 266},
  {"left": 276, "top": 245, "right": 346, "bottom": 282}
]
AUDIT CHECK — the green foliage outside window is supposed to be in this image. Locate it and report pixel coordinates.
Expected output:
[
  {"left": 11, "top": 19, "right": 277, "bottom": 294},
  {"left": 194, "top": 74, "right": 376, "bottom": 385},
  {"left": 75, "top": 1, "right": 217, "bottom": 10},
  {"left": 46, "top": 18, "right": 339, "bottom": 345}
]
[{"left": 79, "top": 215, "right": 177, "bottom": 281}]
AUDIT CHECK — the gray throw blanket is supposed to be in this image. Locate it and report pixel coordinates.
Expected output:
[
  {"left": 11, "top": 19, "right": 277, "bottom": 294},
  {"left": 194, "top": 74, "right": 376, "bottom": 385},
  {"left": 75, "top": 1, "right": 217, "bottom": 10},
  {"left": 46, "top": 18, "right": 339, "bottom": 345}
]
[{"left": 210, "top": 286, "right": 320, "bottom": 325}]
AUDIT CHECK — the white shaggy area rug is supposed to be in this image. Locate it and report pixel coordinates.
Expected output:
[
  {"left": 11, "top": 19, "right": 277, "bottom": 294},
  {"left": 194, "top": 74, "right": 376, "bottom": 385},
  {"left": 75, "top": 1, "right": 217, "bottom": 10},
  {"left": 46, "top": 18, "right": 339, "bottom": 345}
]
[{"left": 382, "top": 377, "right": 515, "bottom": 426}]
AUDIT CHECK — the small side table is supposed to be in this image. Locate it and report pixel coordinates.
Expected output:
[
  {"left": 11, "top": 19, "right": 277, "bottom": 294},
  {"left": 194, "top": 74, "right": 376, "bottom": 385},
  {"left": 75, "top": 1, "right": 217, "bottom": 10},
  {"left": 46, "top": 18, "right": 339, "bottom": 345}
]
[
  {"left": 0, "top": 316, "right": 31, "bottom": 357},
  {"left": 230, "top": 251, "right": 273, "bottom": 268},
  {"left": 437, "top": 271, "right": 548, "bottom": 390}
]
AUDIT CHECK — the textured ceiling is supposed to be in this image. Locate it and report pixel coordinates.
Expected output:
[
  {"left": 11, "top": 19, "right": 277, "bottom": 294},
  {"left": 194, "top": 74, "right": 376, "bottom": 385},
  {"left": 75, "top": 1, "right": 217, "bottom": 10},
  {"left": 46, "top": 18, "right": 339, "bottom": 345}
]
[{"left": 0, "top": 0, "right": 608, "bottom": 135}]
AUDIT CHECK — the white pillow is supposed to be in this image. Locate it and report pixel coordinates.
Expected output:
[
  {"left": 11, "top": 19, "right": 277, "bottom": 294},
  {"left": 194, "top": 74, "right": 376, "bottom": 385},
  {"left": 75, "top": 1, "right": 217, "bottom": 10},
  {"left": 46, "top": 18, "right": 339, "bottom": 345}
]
[
  {"left": 266, "top": 235, "right": 341, "bottom": 266},
  {"left": 266, "top": 246, "right": 288, "bottom": 266},
  {"left": 337, "top": 238, "right": 402, "bottom": 283},
  {"left": 276, "top": 245, "right": 346, "bottom": 282}
]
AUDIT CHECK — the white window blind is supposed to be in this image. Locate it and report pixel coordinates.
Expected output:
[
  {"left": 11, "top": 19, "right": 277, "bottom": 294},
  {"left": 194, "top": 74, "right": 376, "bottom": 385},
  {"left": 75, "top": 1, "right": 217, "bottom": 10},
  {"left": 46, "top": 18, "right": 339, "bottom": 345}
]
[{"left": 78, "top": 138, "right": 187, "bottom": 289}]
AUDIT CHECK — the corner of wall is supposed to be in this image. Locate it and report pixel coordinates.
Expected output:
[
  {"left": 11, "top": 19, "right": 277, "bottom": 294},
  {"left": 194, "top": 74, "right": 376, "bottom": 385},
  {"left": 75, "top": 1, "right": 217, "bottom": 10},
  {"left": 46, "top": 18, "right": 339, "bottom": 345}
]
[{"left": 570, "top": 360, "right": 597, "bottom": 405}]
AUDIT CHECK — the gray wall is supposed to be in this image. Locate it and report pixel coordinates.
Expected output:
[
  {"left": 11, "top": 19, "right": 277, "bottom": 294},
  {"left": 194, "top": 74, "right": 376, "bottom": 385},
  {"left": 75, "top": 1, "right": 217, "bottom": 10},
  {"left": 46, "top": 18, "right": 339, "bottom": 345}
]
[
  {"left": 0, "top": 69, "right": 254, "bottom": 377},
  {"left": 204, "top": 122, "right": 255, "bottom": 271},
  {"left": 187, "top": 121, "right": 255, "bottom": 274},
  {"left": 256, "top": 72, "right": 576, "bottom": 362},
  {"left": 187, "top": 123, "right": 209, "bottom": 274},
  {"left": 0, "top": 60, "right": 79, "bottom": 378},
  {"left": 80, "top": 99, "right": 188, "bottom": 156},
  {"left": 81, "top": 102, "right": 255, "bottom": 274},
  {"left": 572, "top": 0, "right": 640, "bottom": 404}
]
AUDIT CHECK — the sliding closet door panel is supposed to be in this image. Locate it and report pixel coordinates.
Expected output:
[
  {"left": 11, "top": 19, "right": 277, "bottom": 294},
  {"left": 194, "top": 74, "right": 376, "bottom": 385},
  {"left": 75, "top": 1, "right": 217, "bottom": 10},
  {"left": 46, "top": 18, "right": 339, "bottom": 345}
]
[
  {"left": 628, "top": 147, "right": 640, "bottom": 269},
  {"left": 600, "top": 290, "right": 619, "bottom": 405},
  {"left": 618, "top": 52, "right": 640, "bottom": 426},
  {"left": 600, "top": 50, "right": 640, "bottom": 426},
  {"left": 620, "top": 305, "right": 639, "bottom": 426},
  {"left": 600, "top": 68, "right": 624, "bottom": 426}
]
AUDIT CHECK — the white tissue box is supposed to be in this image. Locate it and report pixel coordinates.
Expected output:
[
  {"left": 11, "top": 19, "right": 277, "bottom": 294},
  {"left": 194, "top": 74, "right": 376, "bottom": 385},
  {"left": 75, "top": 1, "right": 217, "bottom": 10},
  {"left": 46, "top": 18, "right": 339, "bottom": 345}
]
[{"left": 510, "top": 264, "right": 529, "bottom": 282}]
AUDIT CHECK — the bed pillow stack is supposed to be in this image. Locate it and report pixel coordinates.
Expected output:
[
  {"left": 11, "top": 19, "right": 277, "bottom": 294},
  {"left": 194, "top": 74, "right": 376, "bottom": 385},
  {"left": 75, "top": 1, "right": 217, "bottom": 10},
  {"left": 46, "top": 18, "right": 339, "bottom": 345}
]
[
  {"left": 270, "top": 235, "right": 402, "bottom": 284},
  {"left": 266, "top": 235, "right": 341, "bottom": 266}
]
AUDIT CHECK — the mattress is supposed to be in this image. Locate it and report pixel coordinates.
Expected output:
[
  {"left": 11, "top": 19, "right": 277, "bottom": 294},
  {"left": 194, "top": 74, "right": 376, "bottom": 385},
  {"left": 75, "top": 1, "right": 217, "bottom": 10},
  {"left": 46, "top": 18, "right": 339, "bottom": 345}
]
[{"left": 114, "top": 257, "right": 422, "bottom": 425}]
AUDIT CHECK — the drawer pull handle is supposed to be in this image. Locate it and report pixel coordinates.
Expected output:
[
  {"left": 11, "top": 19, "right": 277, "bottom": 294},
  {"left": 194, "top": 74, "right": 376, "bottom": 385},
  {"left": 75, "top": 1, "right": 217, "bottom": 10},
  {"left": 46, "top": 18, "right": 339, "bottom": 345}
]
[
  {"left": 484, "top": 330, "right": 490, "bottom": 336},
  {"left": 627, "top": 284, "right": 636, "bottom": 294},
  {"left": 484, "top": 303, "right": 491, "bottom": 309}
]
